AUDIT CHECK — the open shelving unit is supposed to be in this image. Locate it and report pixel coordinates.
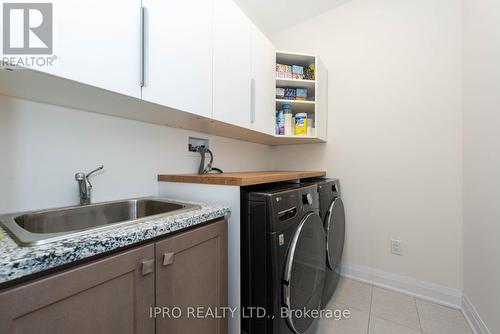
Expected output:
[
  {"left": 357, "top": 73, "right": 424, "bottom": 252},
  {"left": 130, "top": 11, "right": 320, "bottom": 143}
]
[{"left": 274, "top": 51, "right": 327, "bottom": 142}]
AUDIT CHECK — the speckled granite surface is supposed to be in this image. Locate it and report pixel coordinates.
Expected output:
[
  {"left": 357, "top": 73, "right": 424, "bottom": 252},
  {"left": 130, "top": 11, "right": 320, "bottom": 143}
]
[{"left": 0, "top": 202, "right": 230, "bottom": 285}]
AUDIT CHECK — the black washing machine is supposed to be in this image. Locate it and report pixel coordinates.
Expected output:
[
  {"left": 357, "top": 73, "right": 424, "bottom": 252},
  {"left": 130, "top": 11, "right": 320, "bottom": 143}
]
[
  {"left": 302, "top": 178, "right": 345, "bottom": 308},
  {"left": 241, "top": 183, "right": 326, "bottom": 334}
]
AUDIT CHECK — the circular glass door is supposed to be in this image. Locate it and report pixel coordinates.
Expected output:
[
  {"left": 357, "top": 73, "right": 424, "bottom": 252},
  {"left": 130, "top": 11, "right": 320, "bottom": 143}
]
[
  {"left": 325, "top": 198, "right": 345, "bottom": 271},
  {"left": 283, "top": 212, "right": 326, "bottom": 334}
]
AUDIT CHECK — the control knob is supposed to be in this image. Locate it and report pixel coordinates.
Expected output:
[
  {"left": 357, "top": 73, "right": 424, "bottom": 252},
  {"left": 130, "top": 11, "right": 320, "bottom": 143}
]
[{"left": 303, "top": 193, "right": 313, "bottom": 205}]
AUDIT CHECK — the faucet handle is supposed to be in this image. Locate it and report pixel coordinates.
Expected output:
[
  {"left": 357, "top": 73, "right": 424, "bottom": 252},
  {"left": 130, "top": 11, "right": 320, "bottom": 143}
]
[
  {"left": 86, "top": 165, "right": 104, "bottom": 178},
  {"left": 85, "top": 165, "right": 104, "bottom": 190}
]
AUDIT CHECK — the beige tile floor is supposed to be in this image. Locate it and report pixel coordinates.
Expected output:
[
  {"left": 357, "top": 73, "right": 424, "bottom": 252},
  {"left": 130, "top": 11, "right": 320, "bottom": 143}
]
[{"left": 315, "top": 278, "right": 473, "bottom": 334}]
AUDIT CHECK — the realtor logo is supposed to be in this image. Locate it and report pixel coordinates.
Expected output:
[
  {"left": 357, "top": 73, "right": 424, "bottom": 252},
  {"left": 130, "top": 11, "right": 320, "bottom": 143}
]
[{"left": 2, "top": 3, "right": 53, "bottom": 54}]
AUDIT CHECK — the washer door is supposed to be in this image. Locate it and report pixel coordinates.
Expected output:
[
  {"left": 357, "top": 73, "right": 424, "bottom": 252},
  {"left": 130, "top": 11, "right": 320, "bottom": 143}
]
[
  {"left": 325, "top": 197, "right": 345, "bottom": 271},
  {"left": 283, "top": 212, "right": 326, "bottom": 334}
]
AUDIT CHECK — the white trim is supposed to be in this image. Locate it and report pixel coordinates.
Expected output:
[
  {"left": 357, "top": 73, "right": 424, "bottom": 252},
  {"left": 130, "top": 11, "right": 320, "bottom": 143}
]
[
  {"left": 340, "top": 262, "right": 463, "bottom": 308},
  {"left": 462, "top": 294, "right": 492, "bottom": 334}
]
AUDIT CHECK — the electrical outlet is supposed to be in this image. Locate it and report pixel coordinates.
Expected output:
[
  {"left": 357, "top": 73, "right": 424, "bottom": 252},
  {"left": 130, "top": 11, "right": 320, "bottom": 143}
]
[{"left": 391, "top": 239, "right": 403, "bottom": 256}]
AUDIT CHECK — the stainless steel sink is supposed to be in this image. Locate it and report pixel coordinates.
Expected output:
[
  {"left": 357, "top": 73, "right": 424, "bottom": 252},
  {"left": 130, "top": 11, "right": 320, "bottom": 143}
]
[{"left": 0, "top": 198, "right": 200, "bottom": 246}]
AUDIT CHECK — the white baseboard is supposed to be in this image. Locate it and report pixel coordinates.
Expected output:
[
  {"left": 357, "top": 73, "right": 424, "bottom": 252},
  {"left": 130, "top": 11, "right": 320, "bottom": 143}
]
[
  {"left": 462, "top": 294, "right": 491, "bottom": 334},
  {"left": 340, "top": 262, "right": 463, "bottom": 308}
]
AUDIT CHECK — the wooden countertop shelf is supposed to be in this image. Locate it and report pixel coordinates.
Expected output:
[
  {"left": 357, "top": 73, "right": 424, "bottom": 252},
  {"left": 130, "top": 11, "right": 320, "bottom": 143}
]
[{"left": 157, "top": 171, "right": 326, "bottom": 186}]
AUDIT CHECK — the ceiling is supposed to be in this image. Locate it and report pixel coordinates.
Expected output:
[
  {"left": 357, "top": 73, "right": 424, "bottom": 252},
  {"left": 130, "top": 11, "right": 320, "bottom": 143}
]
[{"left": 235, "top": 0, "right": 351, "bottom": 37}]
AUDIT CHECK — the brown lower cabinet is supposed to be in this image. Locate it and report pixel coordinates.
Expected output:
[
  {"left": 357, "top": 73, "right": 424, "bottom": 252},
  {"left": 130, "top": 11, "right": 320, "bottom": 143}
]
[{"left": 0, "top": 219, "right": 227, "bottom": 334}]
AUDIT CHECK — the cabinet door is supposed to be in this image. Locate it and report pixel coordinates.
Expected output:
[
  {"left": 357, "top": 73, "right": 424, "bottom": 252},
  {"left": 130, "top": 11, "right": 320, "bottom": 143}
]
[
  {"left": 141, "top": 0, "right": 213, "bottom": 118},
  {"left": 35, "top": 0, "right": 142, "bottom": 98},
  {"left": 0, "top": 245, "right": 155, "bottom": 334},
  {"left": 250, "top": 25, "right": 275, "bottom": 134},
  {"left": 156, "top": 220, "right": 228, "bottom": 334},
  {"left": 213, "top": 0, "right": 252, "bottom": 128}
]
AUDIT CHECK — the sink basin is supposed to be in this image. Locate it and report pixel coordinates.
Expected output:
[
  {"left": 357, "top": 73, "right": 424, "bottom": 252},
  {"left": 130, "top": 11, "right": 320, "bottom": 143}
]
[{"left": 0, "top": 198, "right": 200, "bottom": 246}]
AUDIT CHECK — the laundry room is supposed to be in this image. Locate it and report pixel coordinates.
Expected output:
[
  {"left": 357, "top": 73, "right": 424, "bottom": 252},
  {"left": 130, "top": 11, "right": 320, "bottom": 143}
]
[{"left": 0, "top": 0, "right": 498, "bottom": 333}]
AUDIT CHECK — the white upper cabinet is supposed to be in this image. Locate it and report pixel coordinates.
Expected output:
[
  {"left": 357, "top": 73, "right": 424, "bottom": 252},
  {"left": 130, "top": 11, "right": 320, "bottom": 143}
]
[
  {"left": 212, "top": 0, "right": 252, "bottom": 128},
  {"left": 0, "top": 0, "right": 326, "bottom": 144},
  {"left": 250, "top": 25, "right": 276, "bottom": 134},
  {"left": 38, "top": 0, "right": 142, "bottom": 98},
  {"left": 141, "top": 0, "right": 213, "bottom": 118}
]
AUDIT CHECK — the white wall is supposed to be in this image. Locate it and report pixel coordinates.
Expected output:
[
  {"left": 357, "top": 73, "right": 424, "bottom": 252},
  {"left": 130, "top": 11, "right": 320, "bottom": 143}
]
[
  {"left": 270, "top": 0, "right": 464, "bottom": 290},
  {"left": 0, "top": 95, "right": 273, "bottom": 213},
  {"left": 463, "top": 0, "right": 500, "bottom": 332}
]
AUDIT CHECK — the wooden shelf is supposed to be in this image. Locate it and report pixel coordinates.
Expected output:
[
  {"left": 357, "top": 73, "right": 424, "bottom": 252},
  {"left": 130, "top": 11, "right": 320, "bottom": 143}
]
[{"left": 158, "top": 171, "right": 327, "bottom": 186}]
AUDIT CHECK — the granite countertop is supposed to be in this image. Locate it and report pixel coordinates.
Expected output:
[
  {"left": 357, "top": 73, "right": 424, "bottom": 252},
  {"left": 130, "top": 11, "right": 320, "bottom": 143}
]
[{"left": 0, "top": 202, "right": 230, "bottom": 286}]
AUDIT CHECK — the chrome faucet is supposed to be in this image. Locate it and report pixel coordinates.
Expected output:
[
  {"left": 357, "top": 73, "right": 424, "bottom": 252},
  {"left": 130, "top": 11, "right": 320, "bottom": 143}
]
[{"left": 75, "top": 165, "right": 104, "bottom": 205}]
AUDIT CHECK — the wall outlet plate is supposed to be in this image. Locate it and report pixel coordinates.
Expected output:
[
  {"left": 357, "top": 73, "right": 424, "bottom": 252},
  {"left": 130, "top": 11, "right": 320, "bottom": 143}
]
[{"left": 391, "top": 239, "right": 403, "bottom": 256}]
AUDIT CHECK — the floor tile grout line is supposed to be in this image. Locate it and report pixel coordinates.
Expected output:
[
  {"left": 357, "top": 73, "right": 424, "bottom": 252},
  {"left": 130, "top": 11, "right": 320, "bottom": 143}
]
[
  {"left": 369, "top": 285, "right": 423, "bottom": 332},
  {"left": 371, "top": 314, "right": 423, "bottom": 332},
  {"left": 366, "top": 283, "right": 374, "bottom": 334},
  {"left": 333, "top": 279, "right": 373, "bottom": 314},
  {"left": 415, "top": 297, "right": 424, "bottom": 333},
  {"left": 335, "top": 301, "right": 370, "bottom": 315},
  {"left": 370, "top": 312, "right": 424, "bottom": 332}
]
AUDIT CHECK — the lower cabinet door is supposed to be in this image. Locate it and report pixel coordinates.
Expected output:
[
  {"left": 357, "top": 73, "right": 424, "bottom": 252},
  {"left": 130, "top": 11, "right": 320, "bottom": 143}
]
[
  {"left": 155, "top": 220, "right": 228, "bottom": 334},
  {"left": 0, "top": 245, "right": 155, "bottom": 334}
]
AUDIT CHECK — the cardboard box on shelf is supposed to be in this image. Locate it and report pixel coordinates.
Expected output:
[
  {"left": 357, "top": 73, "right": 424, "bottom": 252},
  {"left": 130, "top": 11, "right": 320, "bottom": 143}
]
[{"left": 276, "top": 64, "right": 292, "bottom": 78}]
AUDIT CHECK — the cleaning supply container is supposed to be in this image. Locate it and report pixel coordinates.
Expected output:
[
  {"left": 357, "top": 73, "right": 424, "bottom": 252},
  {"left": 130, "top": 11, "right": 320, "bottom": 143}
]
[
  {"left": 282, "top": 104, "right": 293, "bottom": 136},
  {"left": 295, "top": 113, "right": 308, "bottom": 135},
  {"left": 307, "top": 117, "right": 313, "bottom": 136},
  {"left": 277, "top": 109, "right": 285, "bottom": 135}
]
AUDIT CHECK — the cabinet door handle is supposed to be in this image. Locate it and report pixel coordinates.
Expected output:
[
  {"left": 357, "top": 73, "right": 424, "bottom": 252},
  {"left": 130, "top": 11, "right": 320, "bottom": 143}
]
[
  {"left": 141, "top": 259, "right": 154, "bottom": 276},
  {"left": 140, "top": 5, "right": 149, "bottom": 87},
  {"left": 250, "top": 78, "right": 256, "bottom": 124},
  {"left": 162, "top": 252, "right": 175, "bottom": 266}
]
